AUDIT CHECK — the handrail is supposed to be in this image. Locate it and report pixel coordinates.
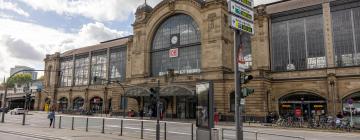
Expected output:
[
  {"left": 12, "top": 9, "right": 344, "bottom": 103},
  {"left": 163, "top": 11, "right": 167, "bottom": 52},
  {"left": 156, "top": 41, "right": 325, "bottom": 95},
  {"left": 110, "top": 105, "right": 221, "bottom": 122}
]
[
  {"left": 222, "top": 128, "right": 305, "bottom": 140},
  {"left": 56, "top": 115, "right": 193, "bottom": 125}
]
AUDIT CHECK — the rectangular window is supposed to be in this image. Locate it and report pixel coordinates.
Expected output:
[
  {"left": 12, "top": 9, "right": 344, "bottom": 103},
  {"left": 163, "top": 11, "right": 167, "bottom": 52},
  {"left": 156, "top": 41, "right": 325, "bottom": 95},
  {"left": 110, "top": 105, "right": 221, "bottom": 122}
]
[
  {"left": 271, "top": 14, "right": 326, "bottom": 71},
  {"left": 60, "top": 57, "right": 73, "bottom": 87},
  {"left": 74, "top": 55, "right": 89, "bottom": 86},
  {"left": 332, "top": 6, "right": 360, "bottom": 67},
  {"left": 109, "top": 47, "right": 127, "bottom": 81},
  {"left": 91, "top": 50, "right": 107, "bottom": 84}
]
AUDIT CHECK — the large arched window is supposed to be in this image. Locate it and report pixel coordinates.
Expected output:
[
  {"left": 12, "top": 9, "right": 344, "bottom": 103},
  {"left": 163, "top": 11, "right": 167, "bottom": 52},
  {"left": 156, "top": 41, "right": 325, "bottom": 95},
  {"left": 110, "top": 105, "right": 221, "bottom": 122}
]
[{"left": 151, "top": 14, "right": 201, "bottom": 76}]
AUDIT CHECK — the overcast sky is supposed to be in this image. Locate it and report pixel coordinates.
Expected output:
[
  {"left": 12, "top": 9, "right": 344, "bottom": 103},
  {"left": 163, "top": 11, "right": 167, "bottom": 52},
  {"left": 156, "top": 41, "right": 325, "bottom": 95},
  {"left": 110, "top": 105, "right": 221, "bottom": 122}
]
[{"left": 0, "top": 0, "right": 280, "bottom": 79}]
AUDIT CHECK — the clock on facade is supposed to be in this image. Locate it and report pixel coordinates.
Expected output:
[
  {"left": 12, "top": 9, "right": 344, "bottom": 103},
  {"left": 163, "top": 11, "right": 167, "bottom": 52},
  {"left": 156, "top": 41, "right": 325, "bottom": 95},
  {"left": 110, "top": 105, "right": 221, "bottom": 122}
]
[{"left": 171, "top": 35, "right": 178, "bottom": 45}]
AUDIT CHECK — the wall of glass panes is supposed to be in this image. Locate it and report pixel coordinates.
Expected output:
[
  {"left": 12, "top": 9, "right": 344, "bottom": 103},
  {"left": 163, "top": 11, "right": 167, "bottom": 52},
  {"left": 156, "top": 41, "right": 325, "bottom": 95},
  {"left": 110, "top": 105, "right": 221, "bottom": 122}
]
[
  {"left": 151, "top": 14, "right": 201, "bottom": 76},
  {"left": 60, "top": 58, "right": 73, "bottom": 87},
  {"left": 91, "top": 51, "right": 107, "bottom": 84},
  {"left": 109, "top": 47, "right": 127, "bottom": 81},
  {"left": 271, "top": 14, "right": 326, "bottom": 71},
  {"left": 74, "top": 55, "right": 89, "bottom": 86},
  {"left": 332, "top": 7, "right": 360, "bottom": 67}
]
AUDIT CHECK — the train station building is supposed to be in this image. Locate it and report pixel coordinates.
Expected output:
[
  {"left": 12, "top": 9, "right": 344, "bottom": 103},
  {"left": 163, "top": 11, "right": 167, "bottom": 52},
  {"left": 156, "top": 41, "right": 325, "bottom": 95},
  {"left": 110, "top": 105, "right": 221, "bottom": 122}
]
[{"left": 37, "top": 0, "right": 360, "bottom": 126}]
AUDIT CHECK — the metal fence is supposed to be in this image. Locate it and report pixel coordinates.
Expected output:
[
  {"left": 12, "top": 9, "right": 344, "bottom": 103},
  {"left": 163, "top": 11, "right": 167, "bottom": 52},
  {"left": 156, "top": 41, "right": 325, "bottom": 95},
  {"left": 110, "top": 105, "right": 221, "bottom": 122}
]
[
  {"left": 55, "top": 115, "right": 195, "bottom": 140},
  {"left": 221, "top": 128, "right": 305, "bottom": 140}
]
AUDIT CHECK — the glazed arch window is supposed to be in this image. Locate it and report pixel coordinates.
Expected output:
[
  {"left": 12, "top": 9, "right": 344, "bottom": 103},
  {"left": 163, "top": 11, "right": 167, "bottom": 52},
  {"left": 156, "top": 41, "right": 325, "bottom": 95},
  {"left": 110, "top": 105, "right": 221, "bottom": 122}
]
[
  {"left": 331, "top": 1, "right": 360, "bottom": 67},
  {"left": 74, "top": 54, "right": 89, "bottom": 86},
  {"left": 271, "top": 8, "right": 326, "bottom": 71},
  {"left": 91, "top": 50, "right": 107, "bottom": 85},
  {"left": 60, "top": 57, "right": 73, "bottom": 87},
  {"left": 151, "top": 14, "right": 201, "bottom": 76},
  {"left": 109, "top": 47, "right": 127, "bottom": 82}
]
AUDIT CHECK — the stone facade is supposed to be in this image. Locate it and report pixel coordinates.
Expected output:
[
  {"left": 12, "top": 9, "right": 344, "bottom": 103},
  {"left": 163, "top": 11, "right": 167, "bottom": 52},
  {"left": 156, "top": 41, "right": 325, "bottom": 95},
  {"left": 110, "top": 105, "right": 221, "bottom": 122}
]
[{"left": 37, "top": 0, "right": 360, "bottom": 121}]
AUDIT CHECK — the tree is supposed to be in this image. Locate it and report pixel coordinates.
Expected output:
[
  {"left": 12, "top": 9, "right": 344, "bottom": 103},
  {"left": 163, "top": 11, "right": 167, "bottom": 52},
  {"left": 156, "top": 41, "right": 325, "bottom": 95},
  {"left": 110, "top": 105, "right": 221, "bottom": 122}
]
[{"left": 6, "top": 73, "right": 32, "bottom": 88}]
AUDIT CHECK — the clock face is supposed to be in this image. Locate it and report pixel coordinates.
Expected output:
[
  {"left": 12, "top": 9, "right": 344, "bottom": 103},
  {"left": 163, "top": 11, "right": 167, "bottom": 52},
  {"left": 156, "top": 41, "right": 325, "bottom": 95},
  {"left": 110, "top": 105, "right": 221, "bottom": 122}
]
[{"left": 171, "top": 36, "right": 178, "bottom": 45}]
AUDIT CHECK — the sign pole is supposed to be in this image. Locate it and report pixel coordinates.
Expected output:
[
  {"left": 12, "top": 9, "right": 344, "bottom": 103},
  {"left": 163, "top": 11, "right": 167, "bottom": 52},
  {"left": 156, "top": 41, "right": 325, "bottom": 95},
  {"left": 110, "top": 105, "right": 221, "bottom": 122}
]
[{"left": 234, "top": 30, "right": 243, "bottom": 140}]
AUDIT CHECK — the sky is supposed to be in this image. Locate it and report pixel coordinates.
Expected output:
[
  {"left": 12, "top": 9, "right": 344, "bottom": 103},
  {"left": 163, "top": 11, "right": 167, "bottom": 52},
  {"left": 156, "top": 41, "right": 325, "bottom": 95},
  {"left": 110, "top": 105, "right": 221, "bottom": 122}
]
[{"left": 0, "top": 0, "right": 280, "bottom": 79}]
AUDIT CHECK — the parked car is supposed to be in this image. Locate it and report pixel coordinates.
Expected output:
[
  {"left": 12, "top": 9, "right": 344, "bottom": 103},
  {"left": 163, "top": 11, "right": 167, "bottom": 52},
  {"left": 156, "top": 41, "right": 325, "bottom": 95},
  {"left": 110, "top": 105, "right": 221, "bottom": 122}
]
[
  {"left": 9, "top": 108, "right": 25, "bottom": 115},
  {"left": 0, "top": 107, "right": 9, "bottom": 113}
]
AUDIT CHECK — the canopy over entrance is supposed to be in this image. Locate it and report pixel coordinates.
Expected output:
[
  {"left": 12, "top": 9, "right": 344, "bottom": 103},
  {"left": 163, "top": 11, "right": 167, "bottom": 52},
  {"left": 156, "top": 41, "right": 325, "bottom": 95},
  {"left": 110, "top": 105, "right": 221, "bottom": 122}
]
[
  {"left": 125, "top": 87, "right": 152, "bottom": 97},
  {"left": 160, "top": 85, "right": 195, "bottom": 96}
]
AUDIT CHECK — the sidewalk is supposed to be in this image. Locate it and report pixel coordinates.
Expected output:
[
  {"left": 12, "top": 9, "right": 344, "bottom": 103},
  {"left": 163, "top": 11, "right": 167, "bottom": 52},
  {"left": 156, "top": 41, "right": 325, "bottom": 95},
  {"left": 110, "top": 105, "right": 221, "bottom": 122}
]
[{"left": 0, "top": 123, "right": 141, "bottom": 140}]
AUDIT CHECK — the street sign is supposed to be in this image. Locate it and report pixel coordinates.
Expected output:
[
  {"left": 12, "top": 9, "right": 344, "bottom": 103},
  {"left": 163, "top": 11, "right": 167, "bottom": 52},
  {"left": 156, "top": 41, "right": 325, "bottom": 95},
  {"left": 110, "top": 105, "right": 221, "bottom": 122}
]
[
  {"left": 229, "top": 1, "right": 254, "bottom": 21},
  {"left": 230, "top": 15, "right": 254, "bottom": 34},
  {"left": 231, "top": 0, "right": 254, "bottom": 8},
  {"left": 169, "top": 48, "right": 178, "bottom": 58}
]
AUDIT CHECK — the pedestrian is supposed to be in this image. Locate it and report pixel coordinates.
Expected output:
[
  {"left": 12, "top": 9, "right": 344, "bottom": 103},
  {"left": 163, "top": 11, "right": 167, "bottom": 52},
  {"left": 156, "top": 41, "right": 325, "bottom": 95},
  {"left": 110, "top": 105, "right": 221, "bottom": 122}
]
[{"left": 48, "top": 110, "right": 55, "bottom": 128}]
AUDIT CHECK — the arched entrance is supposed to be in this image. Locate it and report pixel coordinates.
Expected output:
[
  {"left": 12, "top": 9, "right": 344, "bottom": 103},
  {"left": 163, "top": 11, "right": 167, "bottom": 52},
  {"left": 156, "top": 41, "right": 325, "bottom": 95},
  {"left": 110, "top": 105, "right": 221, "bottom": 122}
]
[
  {"left": 58, "top": 97, "right": 68, "bottom": 112},
  {"left": 342, "top": 92, "right": 360, "bottom": 128},
  {"left": 279, "top": 92, "right": 327, "bottom": 120},
  {"left": 73, "top": 97, "right": 84, "bottom": 111},
  {"left": 90, "top": 97, "right": 103, "bottom": 113}
]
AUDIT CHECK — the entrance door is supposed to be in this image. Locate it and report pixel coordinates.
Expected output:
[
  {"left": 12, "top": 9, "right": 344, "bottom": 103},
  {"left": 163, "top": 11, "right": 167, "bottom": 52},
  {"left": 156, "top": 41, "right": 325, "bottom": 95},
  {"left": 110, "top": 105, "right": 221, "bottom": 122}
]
[
  {"left": 279, "top": 92, "right": 327, "bottom": 121},
  {"left": 176, "top": 96, "right": 196, "bottom": 119}
]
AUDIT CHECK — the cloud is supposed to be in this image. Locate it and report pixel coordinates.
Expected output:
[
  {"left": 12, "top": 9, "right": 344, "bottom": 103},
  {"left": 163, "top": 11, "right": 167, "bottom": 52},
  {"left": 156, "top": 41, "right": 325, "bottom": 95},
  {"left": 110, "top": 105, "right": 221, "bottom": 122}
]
[
  {"left": 0, "top": 0, "right": 30, "bottom": 17},
  {"left": 3, "top": 36, "right": 43, "bottom": 61},
  {"left": 0, "top": 18, "right": 129, "bottom": 78},
  {"left": 19, "top": 0, "right": 161, "bottom": 21}
]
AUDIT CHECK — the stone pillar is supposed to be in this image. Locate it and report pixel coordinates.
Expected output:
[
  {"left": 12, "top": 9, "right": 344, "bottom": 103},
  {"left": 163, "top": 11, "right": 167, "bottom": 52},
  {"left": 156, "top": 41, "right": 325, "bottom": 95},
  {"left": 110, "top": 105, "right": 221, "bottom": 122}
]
[
  {"left": 111, "top": 87, "right": 122, "bottom": 113},
  {"left": 103, "top": 87, "right": 108, "bottom": 113},
  {"left": 327, "top": 73, "right": 338, "bottom": 117},
  {"left": 68, "top": 89, "right": 73, "bottom": 110},
  {"left": 322, "top": 1, "right": 335, "bottom": 67},
  {"left": 85, "top": 88, "right": 89, "bottom": 111}
]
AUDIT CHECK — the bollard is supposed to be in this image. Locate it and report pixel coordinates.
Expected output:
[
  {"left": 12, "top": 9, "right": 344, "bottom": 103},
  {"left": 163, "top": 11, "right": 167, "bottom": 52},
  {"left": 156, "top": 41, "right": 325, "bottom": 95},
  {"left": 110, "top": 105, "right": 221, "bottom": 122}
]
[
  {"left": 221, "top": 128, "right": 224, "bottom": 140},
  {"left": 120, "top": 120, "right": 123, "bottom": 136},
  {"left": 59, "top": 116, "right": 62, "bottom": 129},
  {"left": 86, "top": 118, "right": 89, "bottom": 132},
  {"left": 191, "top": 123, "right": 194, "bottom": 140},
  {"left": 71, "top": 117, "right": 74, "bottom": 130},
  {"left": 255, "top": 132, "right": 258, "bottom": 140},
  {"left": 164, "top": 122, "right": 167, "bottom": 140},
  {"left": 22, "top": 112, "right": 26, "bottom": 125},
  {"left": 140, "top": 121, "right": 144, "bottom": 139},
  {"left": 53, "top": 117, "right": 55, "bottom": 128},
  {"left": 102, "top": 118, "right": 105, "bottom": 134}
]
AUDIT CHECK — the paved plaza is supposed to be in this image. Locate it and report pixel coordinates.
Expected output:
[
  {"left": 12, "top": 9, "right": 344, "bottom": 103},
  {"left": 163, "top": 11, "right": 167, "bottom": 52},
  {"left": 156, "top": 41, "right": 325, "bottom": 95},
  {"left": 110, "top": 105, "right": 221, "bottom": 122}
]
[{"left": 0, "top": 112, "right": 359, "bottom": 140}]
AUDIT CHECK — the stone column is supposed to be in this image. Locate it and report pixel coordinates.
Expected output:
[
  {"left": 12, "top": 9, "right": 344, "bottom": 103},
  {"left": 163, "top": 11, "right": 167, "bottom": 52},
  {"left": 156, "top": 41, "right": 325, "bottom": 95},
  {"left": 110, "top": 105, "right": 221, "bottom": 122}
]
[
  {"left": 68, "top": 89, "right": 73, "bottom": 110},
  {"left": 103, "top": 87, "right": 108, "bottom": 113},
  {"left": 323, "top": 1, "right": 335, "bottom": 67},
  {"left": 85, "top": 88, "right": 89, "bottom": 111}
]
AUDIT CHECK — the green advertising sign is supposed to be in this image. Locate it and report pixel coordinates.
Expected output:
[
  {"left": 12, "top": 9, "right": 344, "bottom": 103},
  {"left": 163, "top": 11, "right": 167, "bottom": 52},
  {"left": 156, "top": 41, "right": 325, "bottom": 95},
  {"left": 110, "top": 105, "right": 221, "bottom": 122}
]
[
  {"left": 230, "top": 15, "right": 254, "bottom": 34},
  {"left": 229, "top": 1, "right": 254, "bottom": 21},
  {"left": 231, "top": 0, "right": 253, "bottom": 8}
]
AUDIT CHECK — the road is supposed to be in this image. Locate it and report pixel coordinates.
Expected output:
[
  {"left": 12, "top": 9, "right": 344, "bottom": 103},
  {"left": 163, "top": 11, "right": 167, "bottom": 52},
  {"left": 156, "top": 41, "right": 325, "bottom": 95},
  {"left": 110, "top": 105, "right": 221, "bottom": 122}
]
[
  {"left": 0, "top": 131, "right": 41, "bottom": 140},
  {"left": 1, "top": 112, "right": 360, "bottom": 140}
]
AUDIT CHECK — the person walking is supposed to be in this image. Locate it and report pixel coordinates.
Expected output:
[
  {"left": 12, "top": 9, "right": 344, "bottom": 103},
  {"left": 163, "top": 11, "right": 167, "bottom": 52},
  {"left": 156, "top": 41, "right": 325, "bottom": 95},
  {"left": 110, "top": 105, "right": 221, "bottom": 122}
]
[{"left": 48, "top": 110, "right": 55, "bottom": 128}]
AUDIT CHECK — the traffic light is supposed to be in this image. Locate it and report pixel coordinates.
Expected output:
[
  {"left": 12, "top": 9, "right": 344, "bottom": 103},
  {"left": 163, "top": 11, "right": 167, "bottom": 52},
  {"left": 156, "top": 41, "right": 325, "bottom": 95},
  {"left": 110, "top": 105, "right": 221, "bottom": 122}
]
[
  {"left": 25, "top": 93, "right": 32, "bottom": 102},
  {"left": 149, "top": 87, "right": 157, "bottom": 99},
  {"left": 241, "top": 87, "right": 254, "bottom": 98},
  {"left": 241, "top": 74, "right": 253, "bottom": 84}
]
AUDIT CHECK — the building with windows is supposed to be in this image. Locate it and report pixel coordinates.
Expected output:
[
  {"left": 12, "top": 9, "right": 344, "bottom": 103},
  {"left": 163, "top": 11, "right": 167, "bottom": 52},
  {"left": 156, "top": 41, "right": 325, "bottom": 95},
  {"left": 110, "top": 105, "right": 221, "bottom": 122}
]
[
  {"left": 10, "top": 65, "right": 38, "bottom": 80},
  {"left": 39, "top": 0, "right": 360, "bottom": 126}
]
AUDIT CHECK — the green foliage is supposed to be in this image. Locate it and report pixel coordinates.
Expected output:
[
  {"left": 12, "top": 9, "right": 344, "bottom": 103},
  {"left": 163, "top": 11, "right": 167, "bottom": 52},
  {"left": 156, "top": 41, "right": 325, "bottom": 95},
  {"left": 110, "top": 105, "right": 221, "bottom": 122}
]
[{"left": 6, "top": 73, "right": 32, "bottom": 87}]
